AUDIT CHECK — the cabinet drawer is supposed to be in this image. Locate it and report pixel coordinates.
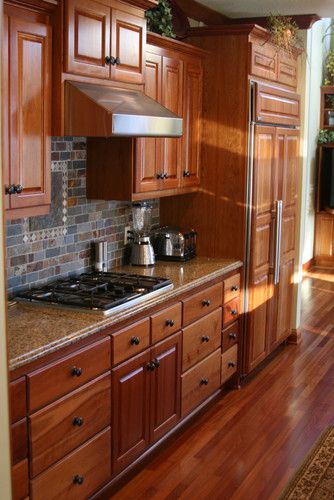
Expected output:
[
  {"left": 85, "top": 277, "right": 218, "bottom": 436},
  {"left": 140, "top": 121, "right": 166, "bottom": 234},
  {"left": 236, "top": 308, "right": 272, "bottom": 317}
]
[
  {"left": 11, "top": 418, "right": 27, "bottom": 465},
  {"left": 278, "top": 53, "right": 298, "bottom": 88},
  {"left": 29, "top": 372, "right": 111, "bottom": 477},
  {"left": 181, "top": 349, "right": 221, "bottom": 417},
  {"left": 28, "top": 337, "right": 110, "bottom": 412},
  {"left": 30, "top": 427, "right": 111, "bottom": 500},
  {"left": 250, "top": 42, "right": 277, "bottom": 81},
  {"left": 112, "top": 318, "right": 150, "bottom": 365},
  {"left": 10, "top": 377, "right": 27, "bottom": 423},
  {"left": 12, "top": 459, "right": 29, "bottom": 500},
  {"left": 223, "top": 298, "right": 240, "bottom": 326},
  {"left": 254, "top": 83, "right": 300, "bottom": 127},
  {"left": 223, "top": 273, "right": 240, "bottom": 304},
  {"left": 182, "top": 308, "right": 222, "bottom": 372},
  {"left": 221, "top": 344, "right": 238, "bottom": 383},
  {"left": 151, "top": 303, "right": 182, "bottom": 343},
  {"left": 222, "top": 321, "right": 239, "bottom": 352},
  {"left": 182, "top": 282, "right": 223, "bottom": 326}
]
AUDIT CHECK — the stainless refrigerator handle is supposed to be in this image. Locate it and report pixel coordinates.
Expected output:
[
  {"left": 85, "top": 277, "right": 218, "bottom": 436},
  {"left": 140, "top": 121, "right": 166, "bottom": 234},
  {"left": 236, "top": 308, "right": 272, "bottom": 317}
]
[{"left": 274, "top": 200, "right": 283, "bottom": 285}]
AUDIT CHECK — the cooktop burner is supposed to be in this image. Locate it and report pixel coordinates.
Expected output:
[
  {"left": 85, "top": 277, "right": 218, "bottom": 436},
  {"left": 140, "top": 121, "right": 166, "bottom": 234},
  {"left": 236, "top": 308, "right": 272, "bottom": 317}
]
[{"left": 16, "top": 272, "right": 173, "bottom": 315}]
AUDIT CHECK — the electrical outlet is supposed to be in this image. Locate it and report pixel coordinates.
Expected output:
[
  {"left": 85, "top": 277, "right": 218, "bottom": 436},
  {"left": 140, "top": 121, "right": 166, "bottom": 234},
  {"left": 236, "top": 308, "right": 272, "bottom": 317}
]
[{"left": 124, "top": 225, "right": 131, "bottom": 245}]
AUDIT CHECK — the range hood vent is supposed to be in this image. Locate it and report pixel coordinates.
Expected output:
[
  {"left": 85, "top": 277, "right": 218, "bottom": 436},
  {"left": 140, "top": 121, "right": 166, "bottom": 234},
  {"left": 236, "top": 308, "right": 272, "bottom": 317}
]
[{"left": 64, "top": 81, "right": 183, "bottom": 138}]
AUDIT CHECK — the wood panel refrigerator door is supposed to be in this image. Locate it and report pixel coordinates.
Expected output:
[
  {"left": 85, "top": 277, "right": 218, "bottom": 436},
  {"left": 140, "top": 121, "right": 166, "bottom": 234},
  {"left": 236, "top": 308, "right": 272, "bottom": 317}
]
[
  {"left": 181, "top": 60, "right": 202, "bottom": 187},
  {"left": 2, "top": 13, "right": 9, "bottom": 211},
  {"left": 112, "top": 349, "right": 151, "bottom": 474},
  {"left": 65, "top": 0, "right": 111, "bottom": 78},
  {"left": 246, "top": 125, "right": 277, "bottom": 373},
  {"left": 275, "top": 129, "right": 299, "bottom": 345},
  {"left": 9, "top": 15, "right": 51, "bottom": 210},
  {"left": 111, "top": 8, "right": 146, "bottom": 84},
  {"left": 135, "top": 51, "right": 163, "bottom": 193},
  {"left": 150, "top": 332, "right": 181, "bottom": 443},
  {"left": 161, "top": 56, "right": 183, "bottom": 190}
]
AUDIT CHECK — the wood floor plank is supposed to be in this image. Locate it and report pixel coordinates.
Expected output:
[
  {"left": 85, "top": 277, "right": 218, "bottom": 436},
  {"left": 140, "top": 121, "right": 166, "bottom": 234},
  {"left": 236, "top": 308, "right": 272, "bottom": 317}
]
[{"left": 112, "top": 268, "right": 334, "bottom": 499}]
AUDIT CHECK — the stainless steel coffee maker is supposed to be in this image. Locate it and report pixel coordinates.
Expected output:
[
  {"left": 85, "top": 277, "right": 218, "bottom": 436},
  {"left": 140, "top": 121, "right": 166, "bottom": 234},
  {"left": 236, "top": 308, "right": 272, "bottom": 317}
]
[{"left": 130, "top": 202, "right": 155, "bottom": 266}]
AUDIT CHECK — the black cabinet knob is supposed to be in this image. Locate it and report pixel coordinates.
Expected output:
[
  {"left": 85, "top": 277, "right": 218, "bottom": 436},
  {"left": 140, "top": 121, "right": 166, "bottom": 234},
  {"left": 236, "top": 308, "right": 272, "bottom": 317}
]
[
  {"left": 229, "top": 333, "right": 237, "bottom": 340},
  {"left": 14, "top": 184, "right": 23, "bottom": 194},
  {"left": 73, "top": 475, "right": 84, "bottom": 485},
  {"left": 163, "top": 173, "right": 169, "bottom": 179},
  {"left": 157, "top": 173, "right": 164, "bottom": 179},
  {"left": 166, "top": 319, "right": 174, "bottom": 327},
  {"left": 71, "top": 366, "right": 82, "bottom": 377},
  {"left": 228, "top": 361, "right": 236, "bottom": 368},
  {"left": 111, "top": 56, "right": 121, "bottom": 65},
  {"left": 183, "top": 170, "right": 190, "bottom": 177},
  {"left": 130, "top": 336, "right": 140, "bottom": 345},
  {"left": 230, "top": 309, "right": 238, "bottom": 316},
  {"left": 147, "top": 361, "right": 156, "bottom": 371},
  {"left": 201, "top": 335, "right": 210, "bottom": 343},
  {"left": 105, "top": 56, "right": 112, "bottom": 65},
  {"left": 202, "top": 299, "right": 211, "bottom": 307},
  {"left": 200, "top": 377, "right": 209, "bottom": 385},
  {"left": 5, "top": 184, "right": 16, "bottom": 195},
  {"left": 153, "top": 358, "right": 160, "bottom": 368},
  {"left": 72, "top": 416, "right": 84, "bottom": 427},
  {"left": 231, "top": 285, "right": 239, "bottom": 292}
]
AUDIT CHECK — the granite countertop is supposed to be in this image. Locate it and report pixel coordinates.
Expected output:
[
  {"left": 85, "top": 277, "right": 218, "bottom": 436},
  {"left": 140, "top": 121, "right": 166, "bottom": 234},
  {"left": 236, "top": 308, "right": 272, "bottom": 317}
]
[{"left": 7, "top": 257, "right": 243, "bottom": 372}]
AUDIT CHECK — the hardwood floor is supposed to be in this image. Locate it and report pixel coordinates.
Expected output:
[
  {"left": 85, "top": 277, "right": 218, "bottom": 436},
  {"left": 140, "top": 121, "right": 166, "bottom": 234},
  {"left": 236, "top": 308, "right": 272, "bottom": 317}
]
[{"left": 112, "top": 268, "right": 334, "bottom": 499}]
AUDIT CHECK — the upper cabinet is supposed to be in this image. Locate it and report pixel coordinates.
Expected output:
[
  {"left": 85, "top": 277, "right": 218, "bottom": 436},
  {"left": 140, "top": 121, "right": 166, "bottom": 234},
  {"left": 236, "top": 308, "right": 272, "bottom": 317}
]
[
  {"left": 3, "top": 4, "right": 52, "bottom": 219},
  {"left": 64, "top": 0, "right": 146, "bottom": 84}
]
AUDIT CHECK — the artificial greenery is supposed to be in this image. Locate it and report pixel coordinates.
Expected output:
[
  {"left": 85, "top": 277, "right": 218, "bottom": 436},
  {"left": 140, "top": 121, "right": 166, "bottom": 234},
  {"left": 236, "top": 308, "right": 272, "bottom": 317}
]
[
  {"left": 318, "top": 129, "right": 334, "bottom": 144},
  {"left": 145, "top": 0, "right": 176, "bottom": 39},
  {"left": 267, "top": 14, "right": 301, "bottom": 53},
  {"left": 324, "top": 50, "right": 334, "bottom": 86}
]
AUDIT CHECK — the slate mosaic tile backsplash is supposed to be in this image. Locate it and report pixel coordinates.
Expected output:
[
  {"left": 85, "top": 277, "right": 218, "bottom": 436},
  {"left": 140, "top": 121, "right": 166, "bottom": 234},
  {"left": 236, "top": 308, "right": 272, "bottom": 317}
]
[{"left": 6, "top": 137, "right": 159, "bottom": 296}]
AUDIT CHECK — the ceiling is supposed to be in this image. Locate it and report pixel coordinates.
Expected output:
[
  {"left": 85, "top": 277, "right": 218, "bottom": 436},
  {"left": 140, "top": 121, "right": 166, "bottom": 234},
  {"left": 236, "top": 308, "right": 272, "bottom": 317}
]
[{"left": 195, "top": 0, "right": 334, "bottom": 18}]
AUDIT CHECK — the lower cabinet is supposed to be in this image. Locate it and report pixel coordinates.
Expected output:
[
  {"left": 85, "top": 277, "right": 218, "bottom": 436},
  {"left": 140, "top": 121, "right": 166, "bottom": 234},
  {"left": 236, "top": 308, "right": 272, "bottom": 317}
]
[{"left": 112, "top": 332, "right": 182, "bottom": 473}]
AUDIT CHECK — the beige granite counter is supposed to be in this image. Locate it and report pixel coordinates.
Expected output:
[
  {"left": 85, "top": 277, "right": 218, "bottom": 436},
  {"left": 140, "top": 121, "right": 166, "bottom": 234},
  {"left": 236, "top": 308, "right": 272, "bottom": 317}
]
[{"left": 8, "top": 257, "right": 242, "bottom": 371}]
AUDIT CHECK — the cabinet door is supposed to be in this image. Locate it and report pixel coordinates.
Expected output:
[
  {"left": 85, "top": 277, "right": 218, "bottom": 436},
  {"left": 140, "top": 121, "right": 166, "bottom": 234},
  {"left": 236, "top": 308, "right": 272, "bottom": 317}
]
[
  {"left": 8, "top": 14, "right": 51, "bottom": 212},
  {"left": 111, "top": 8, "right": 146, "bottom": 84},
  {"left": 181, "top": 59, "right": 202, "bottom": 187},
  {"left": 246, "top": 126, "right": 277, "bottom": 373},
  {"left": 65, "top": 0, "right": 111, "bottom": 79},
  {"left": 161, "top": 56, "right": 183, "bottom": 189},
  {"left": 150, "top": 332, "right": 181, "bottom": 442},
  {"left": 135, "top": 51, "right": 163, "bottom": 193},
  {"left": 274, "top": 129, "right": 299, "bottom": 344},
  {"left": 112, "top": 349, "right": 151, "bottom": 474}
]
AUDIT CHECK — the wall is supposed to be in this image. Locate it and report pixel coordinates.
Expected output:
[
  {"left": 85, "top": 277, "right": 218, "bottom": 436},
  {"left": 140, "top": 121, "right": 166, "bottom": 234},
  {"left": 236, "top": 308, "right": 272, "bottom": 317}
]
[{"left": 6, "top": 137, "right": 159, "bottom": 296}]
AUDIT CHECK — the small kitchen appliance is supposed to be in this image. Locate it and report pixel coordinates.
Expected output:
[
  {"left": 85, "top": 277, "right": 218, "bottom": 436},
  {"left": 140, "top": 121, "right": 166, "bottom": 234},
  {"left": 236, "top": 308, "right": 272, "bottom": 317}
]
[
  {"left": 94, "top": 240, "right": 108, "bottom": 272},
  {"left": 152, "top": 227, "right": 197, "bottom": 261},
  {"left": 16, "top": 272, "right": 173, "bottom": 316},
  {"left": 130, "top": 202, "right": 155, "bottom": 266}
]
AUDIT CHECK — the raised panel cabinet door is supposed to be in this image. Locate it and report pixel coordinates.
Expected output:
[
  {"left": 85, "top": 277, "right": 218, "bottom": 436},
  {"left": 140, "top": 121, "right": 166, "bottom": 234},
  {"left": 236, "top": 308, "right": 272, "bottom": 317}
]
[
  {"left": 111, "top": 8, "right": 146, "bottom": 84},
  {"left": 150, "top": 331, "right": 182, "bottom": 442},
  {"left": 181, "top": 59, "right": 202, "bottom": 187},
  {"left": 65, "top": 0, "right": 111, "bottom": 79},
  {"left": 2, "top": 13, "right": 10, "bottom": 211},
  {"left": 112, "top": 349, "right": 151, "bottom": 474},
  {"left": 9, "top": 15, "right": 51, "bottom": 211},
  {"left": 162, "top": 55, "right": 183, "bottom": 189},
  {"left": 246, "top": 126, "right": 277, "bottom": 373},
  {"left": 135, "top": 51, "right": 163, "bottom": 193}
]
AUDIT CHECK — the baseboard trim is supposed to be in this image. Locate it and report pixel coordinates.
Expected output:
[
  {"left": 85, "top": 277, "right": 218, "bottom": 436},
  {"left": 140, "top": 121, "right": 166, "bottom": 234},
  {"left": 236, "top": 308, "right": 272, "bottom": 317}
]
[{"left": 288, "top": 328, "right": 302, "bottom": 345}]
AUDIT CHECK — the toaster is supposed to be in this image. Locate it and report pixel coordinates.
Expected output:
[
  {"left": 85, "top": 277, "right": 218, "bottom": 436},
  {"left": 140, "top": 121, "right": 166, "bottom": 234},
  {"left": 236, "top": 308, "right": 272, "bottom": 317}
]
[{"left": 152, "top": 227, "right": 197, "bottom": 261}]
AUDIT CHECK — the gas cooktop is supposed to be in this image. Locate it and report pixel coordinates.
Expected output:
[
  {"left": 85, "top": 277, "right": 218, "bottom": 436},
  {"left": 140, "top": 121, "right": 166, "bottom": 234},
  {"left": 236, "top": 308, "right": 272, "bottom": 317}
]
[{"left": 16, "top": 272, "right": 173, "bottom": 316}]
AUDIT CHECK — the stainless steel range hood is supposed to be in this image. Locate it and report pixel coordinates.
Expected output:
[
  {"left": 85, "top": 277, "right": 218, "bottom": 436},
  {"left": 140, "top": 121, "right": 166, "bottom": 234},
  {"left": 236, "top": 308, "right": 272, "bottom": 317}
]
[{"left": 64, "top": 81, "right": 183, "bottom": 138}]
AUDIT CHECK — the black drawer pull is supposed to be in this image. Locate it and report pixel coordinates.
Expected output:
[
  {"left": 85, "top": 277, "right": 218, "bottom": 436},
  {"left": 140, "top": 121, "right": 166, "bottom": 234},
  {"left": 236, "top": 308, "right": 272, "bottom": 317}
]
[
  {"left": 201, "top": 335, "right": 210, "bottom": 343},
  {"left": 72, "top": 416, "right": 84, "bottom": 427},
  {"left": 147, "top": 361, "right": 156, "bottom": 371},
  {"left": 200, "top": 377, "right": 209, "bottom": 385},
  {"left": 229, "top": 333, "right": 237, "bottom": 340},
  {"left": 153, "top": 358, "right": 160, "bottom": 368},
  {"left": 228, "top": 361, "right": 236, "bottom": 368},
  {"left": 202, "top": 299, "right": 211, "bottom": 307},
  {"left": 166, "top": 319, "right": 175, "bottom": 327},
  {"left": 130, "top": 336, "right": 140, "bottom": 345},
  {"left": 231, "top": 285, "right": 239, "bottom": 292},
  {"left": 71, "top": 366, "right": 82, "bottom": 377},
  {"left": 73, "top": 475, "right": 84, "bottom": 485},
  {"left": 230, "top": 309, "right": 238, "bottom": 316}
]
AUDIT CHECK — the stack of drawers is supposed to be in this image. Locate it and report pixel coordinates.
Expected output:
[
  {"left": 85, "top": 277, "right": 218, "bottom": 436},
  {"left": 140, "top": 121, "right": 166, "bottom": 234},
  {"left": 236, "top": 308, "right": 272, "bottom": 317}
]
[
  {"left": 11, "top": 377, "right": 28, "bottom": 500},
  {"left": 221, "top": 273, "right": 240, "bottom": 383},
  {"left": 27, "top": 337, "right": 111, "bottom": 499}
]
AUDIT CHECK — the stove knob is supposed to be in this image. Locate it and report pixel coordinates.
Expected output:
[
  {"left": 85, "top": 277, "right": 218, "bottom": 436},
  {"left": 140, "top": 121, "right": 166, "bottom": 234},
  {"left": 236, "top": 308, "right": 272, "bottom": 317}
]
[
  {"left": 165, "top": 319, "right": 174, "bottom": 327},
  {"left": 71, "top": 366, "right": 82, "bottom": 377},
  {"left": 130, "top": 336, "right": 140, "bottom": 346}
]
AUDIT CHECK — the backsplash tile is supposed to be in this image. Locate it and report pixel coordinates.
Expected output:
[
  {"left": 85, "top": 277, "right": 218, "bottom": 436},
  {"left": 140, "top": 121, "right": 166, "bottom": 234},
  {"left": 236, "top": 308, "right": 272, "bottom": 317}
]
[{"left": 6, "top": 137, "right": 159, "bottom": 296}]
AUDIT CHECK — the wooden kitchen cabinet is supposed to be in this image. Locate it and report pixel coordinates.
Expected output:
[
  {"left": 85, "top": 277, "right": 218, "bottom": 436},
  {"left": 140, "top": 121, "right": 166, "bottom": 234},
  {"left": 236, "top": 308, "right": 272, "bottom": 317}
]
[
  {"left": 65, "top": 0, "right": 145, "bottom": 84},
  {"left": 3, "top": 4, "right": 52, "bottom": 219}
]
